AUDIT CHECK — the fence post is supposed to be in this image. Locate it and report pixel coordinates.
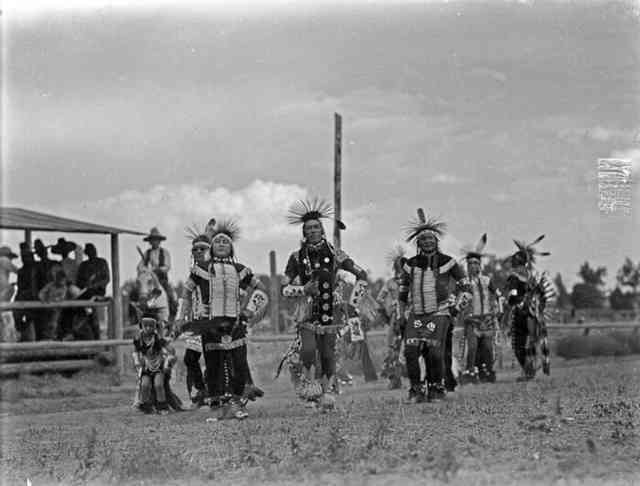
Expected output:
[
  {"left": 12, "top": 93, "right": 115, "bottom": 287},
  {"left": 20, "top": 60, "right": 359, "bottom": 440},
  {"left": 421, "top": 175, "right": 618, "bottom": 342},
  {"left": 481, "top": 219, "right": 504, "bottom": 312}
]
[{"left": 269, "top": 250, "right": 281, "bottom": 333}]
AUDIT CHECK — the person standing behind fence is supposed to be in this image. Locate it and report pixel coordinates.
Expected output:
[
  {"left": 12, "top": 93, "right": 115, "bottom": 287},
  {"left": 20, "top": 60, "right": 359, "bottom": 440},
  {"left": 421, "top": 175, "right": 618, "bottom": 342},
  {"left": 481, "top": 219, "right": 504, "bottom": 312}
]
[
  {"left": 51, "top": 238, "right": 82, "bottom": 285},
  {"left": 14, "top": 243, "right": 39, "bottom": 342},
  {"left": 77, "top": 243, "right": 110, "bottom": 339},
  {"left": 38, "top": 267, "right": 80, "bottom": 340}
]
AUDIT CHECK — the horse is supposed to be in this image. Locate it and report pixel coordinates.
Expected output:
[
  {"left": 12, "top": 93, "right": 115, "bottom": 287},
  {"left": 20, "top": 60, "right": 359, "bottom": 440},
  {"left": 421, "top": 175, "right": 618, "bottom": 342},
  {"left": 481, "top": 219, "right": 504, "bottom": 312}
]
[{"left": 134, "top": 266, "right": 172, "bottom": 337}]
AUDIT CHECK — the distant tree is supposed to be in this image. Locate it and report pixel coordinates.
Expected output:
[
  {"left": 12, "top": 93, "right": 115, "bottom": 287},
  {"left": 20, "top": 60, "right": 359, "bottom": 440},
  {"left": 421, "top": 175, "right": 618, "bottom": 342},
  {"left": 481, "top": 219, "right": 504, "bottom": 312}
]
[
  {"left": 571, "top": 261, "right": 607, "bottom": 309},
  {"left": 609, "top": 286, "right": 635, "bottom": 310},
  {"left": 553, "top": 273, "right": 571, "bottom": 308},
  {"left": 616, "top": 257, "right": 640, "bottom": 296},
  {"left": 578, "top": 261, "right": 607, "bottom": 287},
  {"left": 571, "top": 283, "right": 606, "bottom": 309}
]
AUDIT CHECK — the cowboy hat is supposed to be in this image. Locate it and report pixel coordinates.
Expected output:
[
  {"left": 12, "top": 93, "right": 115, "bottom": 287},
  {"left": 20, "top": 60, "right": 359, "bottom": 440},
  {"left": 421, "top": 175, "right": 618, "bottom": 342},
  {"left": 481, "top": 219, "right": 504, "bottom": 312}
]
[
  {"left": 51, "top": 237, "right": 77, "bottom": 255},
  {"left": 0, "top": 246, "right": 17, "bottom": 259},
  {"left": 143, "top": 227, "right": 166, "bottom": 242}
]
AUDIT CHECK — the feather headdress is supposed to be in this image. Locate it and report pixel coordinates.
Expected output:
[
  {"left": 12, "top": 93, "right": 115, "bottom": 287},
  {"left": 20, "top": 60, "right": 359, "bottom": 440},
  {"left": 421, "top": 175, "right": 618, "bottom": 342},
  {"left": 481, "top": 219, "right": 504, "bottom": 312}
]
[
  {"left": 386, "top": 245, "right": 406, "bottom": 268},
  {"left": 184, "top": 223, "right": 211, "bottom": 247},
  {"left": 405, "top": 208, "right": 447, "bottom": 243},
  {"left": 185, "top": 218, "right": 217, "bottom": 247},
  {"left": 287, "top": 197, "right": 346, "bottom": 230},
  {"left": 512, "top": 234, "right": 550, "bottom": 266},
  {"left": 461, "top": 233, "right": 488, "bottom": 261},
  {"left": 210, "top": 218, "right": 240, "bottom": 242}
]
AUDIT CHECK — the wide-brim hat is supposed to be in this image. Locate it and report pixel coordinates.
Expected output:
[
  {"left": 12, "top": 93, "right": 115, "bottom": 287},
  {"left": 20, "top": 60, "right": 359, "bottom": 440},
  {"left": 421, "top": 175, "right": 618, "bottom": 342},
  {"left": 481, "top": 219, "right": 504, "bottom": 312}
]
[
  {"left": 51, "top": 237, "right": 77, "bottom": 255},
  {"left": 0, "top": 246, "right": 18, "bottom": 259},
  {"left": 143, "top": 227, "right": 166, "bottom": 242}
]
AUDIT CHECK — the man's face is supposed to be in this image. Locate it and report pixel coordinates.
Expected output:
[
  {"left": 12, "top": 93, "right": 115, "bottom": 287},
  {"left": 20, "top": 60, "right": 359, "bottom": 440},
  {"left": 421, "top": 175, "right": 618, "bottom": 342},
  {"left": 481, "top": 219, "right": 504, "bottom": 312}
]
[
  {"left": 192, "top": 245, "right": 210, "bottom": 264},
  {"left": 85, "top": 246, "right": 97, "bottom": 259},
  {"left": 417, "top": 232, "right": 437, "bottom": 253},
  {"left": 303, "top": 220, "right": 323, "bottom": 244},
  {"left": 141, "top": 319, "right": 156, "bottom": 336},
  {"left": 211, "top": 235, "right": 232, "bottom": 258},
  {"left": 150, "top": 240, "right": 161, "bottom": 249},
  {"left": 467, "top": 259, "right": 481, "bottom": 277}
]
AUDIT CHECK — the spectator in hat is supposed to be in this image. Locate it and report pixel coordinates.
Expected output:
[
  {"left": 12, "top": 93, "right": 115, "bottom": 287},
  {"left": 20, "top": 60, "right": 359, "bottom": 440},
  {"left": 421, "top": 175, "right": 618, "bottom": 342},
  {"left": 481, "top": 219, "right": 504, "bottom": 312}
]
[
  {"left": 51, "top": 237, "right": 82, "bottom": 285},
  {"left": 34, "top": 238, "right": 60, "bottom": 288},
  {"left": 14, "top": 243, "right": 39, "bottom": 342},
  {"left": 137, "top": 227, "right": 177, "bottom": 316}
]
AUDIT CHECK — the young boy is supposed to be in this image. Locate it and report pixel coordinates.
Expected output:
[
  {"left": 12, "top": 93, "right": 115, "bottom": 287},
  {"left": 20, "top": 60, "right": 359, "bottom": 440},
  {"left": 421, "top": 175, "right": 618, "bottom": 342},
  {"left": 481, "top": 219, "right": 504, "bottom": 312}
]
[{"left": 132, "top": 317, "right": 177, "bottom": 414}]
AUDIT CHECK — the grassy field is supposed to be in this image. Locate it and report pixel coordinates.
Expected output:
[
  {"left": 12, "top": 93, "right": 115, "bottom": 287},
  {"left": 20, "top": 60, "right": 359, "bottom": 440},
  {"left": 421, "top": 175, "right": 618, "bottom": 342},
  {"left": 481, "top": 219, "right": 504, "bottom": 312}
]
[{"left": 1, "top": 344, "right": 639, "bottom": 485}]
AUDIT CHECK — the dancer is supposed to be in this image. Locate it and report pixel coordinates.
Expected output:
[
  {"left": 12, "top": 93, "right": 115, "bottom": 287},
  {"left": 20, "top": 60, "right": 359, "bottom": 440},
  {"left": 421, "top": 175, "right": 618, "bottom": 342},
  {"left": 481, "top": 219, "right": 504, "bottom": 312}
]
[{"left": 397, "top": 209, "right": 471, "bottom": 402}]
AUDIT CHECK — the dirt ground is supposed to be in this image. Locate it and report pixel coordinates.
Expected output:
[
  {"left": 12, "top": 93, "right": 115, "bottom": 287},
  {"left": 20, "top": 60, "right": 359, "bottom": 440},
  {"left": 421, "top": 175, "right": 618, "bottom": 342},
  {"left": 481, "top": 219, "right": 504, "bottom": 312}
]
[{"left": 1, "top": 353, "right": 639, "bottom": 486}]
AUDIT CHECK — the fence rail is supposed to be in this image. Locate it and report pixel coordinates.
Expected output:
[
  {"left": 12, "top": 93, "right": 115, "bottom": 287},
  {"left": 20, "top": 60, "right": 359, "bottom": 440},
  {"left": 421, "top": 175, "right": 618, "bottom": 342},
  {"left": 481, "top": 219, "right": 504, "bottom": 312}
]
[
  {"left": 0, "top": 300, "right": 111, "bottom": 311},
  {"left": 0, "top": 321, "right": 638, "bottom": 376}
]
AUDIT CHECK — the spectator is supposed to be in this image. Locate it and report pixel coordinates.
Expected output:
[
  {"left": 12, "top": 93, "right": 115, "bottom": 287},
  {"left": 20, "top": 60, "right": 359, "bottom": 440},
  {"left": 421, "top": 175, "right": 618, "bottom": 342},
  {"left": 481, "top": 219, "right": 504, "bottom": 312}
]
[
  {"left": 38, "top": 267, "right": 80, "bottom": 340},
  {"left": 34, "top": 238, "right": 59, "bottom": 287},
  {"left": 51, "top": 237, "right": 82, "bottom": 284},
  {"left": 14, "top": 243, "right": 39, "bottom": 342},
  {"left": 77, "top": 243, "right": 110, "bottom": 339},
  {"left": 77, "top": 243, "right": 110, "bottom": 298},
  {"left": 0, "top": 246, "right": 18, "bottom": 302},
  {"left": 0, "top": 246, "right": 19, "bottom": 342}
]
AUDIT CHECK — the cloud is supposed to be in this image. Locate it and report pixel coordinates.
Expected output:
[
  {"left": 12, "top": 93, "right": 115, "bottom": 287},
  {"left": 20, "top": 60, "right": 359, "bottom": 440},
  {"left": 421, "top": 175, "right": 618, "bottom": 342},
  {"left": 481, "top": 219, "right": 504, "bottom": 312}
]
[
  {"left": 468, "top": 67, "right": 508, "bottom": 83},
  {"left": 431, "top": 173, "right": 467, "bottom": 184}
]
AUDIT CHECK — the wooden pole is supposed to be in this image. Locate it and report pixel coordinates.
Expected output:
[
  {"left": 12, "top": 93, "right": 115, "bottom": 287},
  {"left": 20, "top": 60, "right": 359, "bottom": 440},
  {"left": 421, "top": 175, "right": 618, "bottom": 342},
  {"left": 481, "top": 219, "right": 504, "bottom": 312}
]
[
  {"left": 110, "top": 233, "right": 124, "bottom": 373},
  {"left": 269, "top": 250, "right": 281, "bottom": 333},
  {"left": 24, "top": 230, "right": 32, "bottom": 248},
  {"left": 333, "top": 112, "right": 342, "bottom": 251}
]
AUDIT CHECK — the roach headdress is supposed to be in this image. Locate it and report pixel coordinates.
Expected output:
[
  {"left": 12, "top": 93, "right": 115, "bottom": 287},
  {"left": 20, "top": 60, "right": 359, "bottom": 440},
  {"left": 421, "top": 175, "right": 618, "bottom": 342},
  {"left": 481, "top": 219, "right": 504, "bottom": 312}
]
[
  {"left": 405, "top": 208, "right": 447, "bottom": 243},
  {"left": 512, "top": 235, "right": 550, "bottom": 266},
  {"left": 462, "top": 233, "right": 488, "bottom": 262},
  {"left": 287, "top": 197, "right": 346, "bottom": 231}
]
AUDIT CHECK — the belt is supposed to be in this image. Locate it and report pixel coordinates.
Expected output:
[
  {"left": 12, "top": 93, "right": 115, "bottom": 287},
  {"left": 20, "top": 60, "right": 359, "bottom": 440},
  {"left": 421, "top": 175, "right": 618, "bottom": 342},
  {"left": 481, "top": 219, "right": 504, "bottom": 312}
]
[
  {"left": 299, "top": 321, "right": 341, "bottom": 335},
  {"left": 204, "top": 337, "right": 247, "bottom": 351}
]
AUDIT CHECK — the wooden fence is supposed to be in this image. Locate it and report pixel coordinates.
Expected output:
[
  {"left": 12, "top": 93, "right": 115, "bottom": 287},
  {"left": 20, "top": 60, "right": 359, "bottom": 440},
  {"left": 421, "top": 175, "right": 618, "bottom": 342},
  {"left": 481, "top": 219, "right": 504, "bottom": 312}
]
[{"left": 1, "top": 321, "right": 638, "bottom": 377}]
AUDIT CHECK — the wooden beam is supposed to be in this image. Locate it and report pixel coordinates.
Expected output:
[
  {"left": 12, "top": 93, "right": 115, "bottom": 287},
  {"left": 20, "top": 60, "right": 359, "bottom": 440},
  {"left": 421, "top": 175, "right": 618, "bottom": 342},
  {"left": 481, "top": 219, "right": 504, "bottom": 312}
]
[
  {"left": 110, "top": 233, "right": 124, "bottom": 373},
  {"left": 269, "top": 250, "right": 281, "bottom": 333},
  {"left": 24, "top": 229, "right": 32, "bottom": 248},
  {"left": 0, "top": 300, "right": 111, "bottom": 311},
  {"left": 0, "top": 347, "right": 112, "bottom": 363},
  {"left": 333, "top": 112, "right": 342, "bottom": 251},
  {"left": 0, "top": 359, "right": 97, "bottom": 376}
]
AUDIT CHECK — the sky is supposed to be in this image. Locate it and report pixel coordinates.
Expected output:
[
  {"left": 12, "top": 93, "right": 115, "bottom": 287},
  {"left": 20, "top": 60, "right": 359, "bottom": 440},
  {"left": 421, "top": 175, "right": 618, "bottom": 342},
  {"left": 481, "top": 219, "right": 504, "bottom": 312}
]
[{"left": 1, "top": 0, "right": 639, "bottom": 291}]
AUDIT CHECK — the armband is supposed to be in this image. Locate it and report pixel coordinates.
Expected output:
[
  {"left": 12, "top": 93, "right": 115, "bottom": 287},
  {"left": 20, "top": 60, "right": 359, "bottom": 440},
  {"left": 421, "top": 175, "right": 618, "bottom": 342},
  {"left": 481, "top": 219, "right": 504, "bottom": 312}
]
[{"left": 283, "top": 285, "right": 305, "bottom": 297}]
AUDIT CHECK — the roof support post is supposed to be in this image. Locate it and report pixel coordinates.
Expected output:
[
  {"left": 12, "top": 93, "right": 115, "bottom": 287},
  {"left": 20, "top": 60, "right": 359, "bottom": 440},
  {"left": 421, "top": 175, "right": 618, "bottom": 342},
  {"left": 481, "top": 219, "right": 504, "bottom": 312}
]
[{"left": 110, "top": 233, "right": 124, "bottom": 374}]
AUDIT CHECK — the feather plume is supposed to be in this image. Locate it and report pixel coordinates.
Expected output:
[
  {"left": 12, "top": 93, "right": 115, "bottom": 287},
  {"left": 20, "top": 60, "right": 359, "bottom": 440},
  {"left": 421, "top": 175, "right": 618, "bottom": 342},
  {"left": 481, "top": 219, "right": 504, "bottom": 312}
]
[
  {"left": 461, "top": 233, "right": 488, "bottom": 260},
  {"left": 385, "top": 245, "right": 406, "bottom": 267},
  {"left": 287, "top": 197, "right": 346, "bottom": 230},
  {"left": 184, "top": 224, "right": 203, "bottom": 241},
  {"left": 512, "top": 235, "right": 550, "bottom": 265},
  {"left": 211, "top": 218, "right": 240, "bottom": 242},
  {"left": 405, "top": 208, "right": 446, "bottom": 242}
]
